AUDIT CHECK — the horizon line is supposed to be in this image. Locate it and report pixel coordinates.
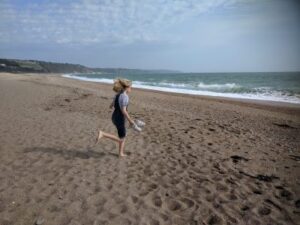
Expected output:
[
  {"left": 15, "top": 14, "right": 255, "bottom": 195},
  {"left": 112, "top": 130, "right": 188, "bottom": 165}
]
[{"left": 1, "top": 57, "right": 299, "bottom": 74}]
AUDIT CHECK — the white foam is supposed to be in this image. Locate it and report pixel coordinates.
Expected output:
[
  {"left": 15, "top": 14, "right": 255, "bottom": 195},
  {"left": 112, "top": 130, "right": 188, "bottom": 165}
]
[
  {"left": 197, "top": 82, "right": 239, "bottom": 89},
  {"left": 63, "top": 74, "right": 113, "bottom": 84},
  {"left": 62, "top": 74, "right": 300, "bottom": 104},
  {"left": 158, "top": 82, "right": 187, "bottom": 88}
]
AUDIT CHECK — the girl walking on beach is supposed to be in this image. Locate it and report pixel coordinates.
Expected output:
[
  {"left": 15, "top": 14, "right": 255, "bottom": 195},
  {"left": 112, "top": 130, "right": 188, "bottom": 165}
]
[{"left": 96, "top": 78, "right": 136, "bottom": 157}]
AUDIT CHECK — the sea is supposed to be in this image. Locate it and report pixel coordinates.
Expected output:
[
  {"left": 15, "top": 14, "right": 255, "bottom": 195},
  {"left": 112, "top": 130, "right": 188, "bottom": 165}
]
[{"left": 63, "top": 72, "right": 300, "bottom": 104}]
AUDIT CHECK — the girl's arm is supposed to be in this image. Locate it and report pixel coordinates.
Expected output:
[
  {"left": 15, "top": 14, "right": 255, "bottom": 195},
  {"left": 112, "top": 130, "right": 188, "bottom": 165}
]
[
  {"left": 109, "top": 101, "right": 114, "bottom": 109},
  {"left": 121, "top": 106, "right": 134, "bottom": 125}
]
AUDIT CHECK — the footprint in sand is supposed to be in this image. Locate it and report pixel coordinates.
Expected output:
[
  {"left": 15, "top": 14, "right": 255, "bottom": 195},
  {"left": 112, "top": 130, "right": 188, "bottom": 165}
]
[
  {"left": 253, "top": 189, "right": 263, "bottom": 195},
  {"left": 148, "top": 183, "right": 158, "bottom": 191},
  {"left": 139, "top": 190, "right": 149, "bottom": 197},
  {"left": 226, "top": 193, "right": 238, "bottom": 201},
  {"left": 215, "top": 183, "right": 229, "bottom": 192},
  {"left": 149, "top": 218, "right": 160, "bottom": 225},
  {"left": 49, "top": 204, "right": 61, "bottom": 213},
  {"left": 94, "top": 197, "right": 107, "bottom": 208},
  {"left": 180, "top": 197, "right": 195, "bottom": 209},
  {"left": 112, "top": 204, "right": 128, "bottom": 214},
  {"left": 258, "top": 206, "right": 271, "bottom": 216},
  {"left": 279, "top": 189, "right": 293, "bottom": 201},
  {"left": 241, "top": 205, "right": 250, "bottom": 211},
  {"left": 166, "top": 199, "right": 182, "bottom": 211},
  {"left": 207, "top": 214, "right": 222, "bottom": 225},
  {"left": 131, "top": 195, "right": 139, "bottom": 204},
  {"left": 152, "top": 196, "right": 162, "bottom": 207}
]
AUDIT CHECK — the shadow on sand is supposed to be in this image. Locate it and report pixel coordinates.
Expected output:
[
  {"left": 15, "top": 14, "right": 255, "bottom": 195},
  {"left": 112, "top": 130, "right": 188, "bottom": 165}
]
[{"left": 24, "top": 147, "right": 119, "bottom": 159}]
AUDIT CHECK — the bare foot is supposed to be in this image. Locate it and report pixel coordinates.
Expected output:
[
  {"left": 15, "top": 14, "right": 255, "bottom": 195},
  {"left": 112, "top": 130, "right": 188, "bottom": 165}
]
[
  {"left": 95, "top": 130, "right": 103, "bottom": 144},
  {"left": 119, "top": 154, "right": 128, "bottom": 157}
]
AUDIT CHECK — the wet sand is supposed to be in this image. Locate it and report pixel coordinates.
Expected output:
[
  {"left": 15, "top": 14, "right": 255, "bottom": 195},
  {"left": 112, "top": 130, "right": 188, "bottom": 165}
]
[{"left": 0, "top": 72, "right": 299, "bottom": 225}]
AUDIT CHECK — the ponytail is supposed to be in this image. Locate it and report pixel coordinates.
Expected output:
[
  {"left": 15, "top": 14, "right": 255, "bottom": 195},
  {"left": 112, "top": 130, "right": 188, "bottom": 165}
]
[{"left": 113, "top": 78, "right": 132, "bottom": 93}]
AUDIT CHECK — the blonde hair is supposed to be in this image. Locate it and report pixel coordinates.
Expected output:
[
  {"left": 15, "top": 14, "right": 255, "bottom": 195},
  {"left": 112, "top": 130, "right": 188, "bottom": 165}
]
[{"left": 113, "top": 78, "right": 132, "bottom": 93}]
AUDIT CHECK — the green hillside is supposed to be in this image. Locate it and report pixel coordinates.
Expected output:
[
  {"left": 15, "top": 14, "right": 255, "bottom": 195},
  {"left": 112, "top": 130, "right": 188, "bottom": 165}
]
[{"left": 0, "top": 58, "right": 180, "bottom": 74}]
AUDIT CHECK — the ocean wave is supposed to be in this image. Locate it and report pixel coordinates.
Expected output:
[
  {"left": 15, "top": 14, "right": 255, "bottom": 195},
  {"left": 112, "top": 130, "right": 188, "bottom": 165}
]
[
  {"left": 63, "top": 74, "right": 113, "bottom": 84},
  {"left": 133, "top": 81, "right": 187, "bottom": 88}
]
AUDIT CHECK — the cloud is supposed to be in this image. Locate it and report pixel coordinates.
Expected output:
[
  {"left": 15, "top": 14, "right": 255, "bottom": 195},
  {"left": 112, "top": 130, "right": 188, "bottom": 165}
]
[{"left": 0, "top": 0, "right": 254, "bottom": 45}]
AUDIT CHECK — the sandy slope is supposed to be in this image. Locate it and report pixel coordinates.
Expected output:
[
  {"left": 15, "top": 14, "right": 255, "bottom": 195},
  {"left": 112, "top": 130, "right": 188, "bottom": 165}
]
[{"left": 0, "top": 73, "right": 299, "bottom": 225}]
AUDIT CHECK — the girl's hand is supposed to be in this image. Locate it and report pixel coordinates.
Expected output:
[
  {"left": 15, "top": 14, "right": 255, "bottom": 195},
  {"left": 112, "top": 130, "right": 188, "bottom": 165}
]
[
  {"left": 131, "top": 123, "right": 142, "bottom": 132},
  {"left": 109, "top": 102, "right": 114, "bottom": 109}
]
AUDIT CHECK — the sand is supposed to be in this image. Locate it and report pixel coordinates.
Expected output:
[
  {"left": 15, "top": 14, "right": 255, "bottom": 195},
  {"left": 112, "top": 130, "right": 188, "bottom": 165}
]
[{"left": 0, "top": 72, "right": 299, "bottom": 225}]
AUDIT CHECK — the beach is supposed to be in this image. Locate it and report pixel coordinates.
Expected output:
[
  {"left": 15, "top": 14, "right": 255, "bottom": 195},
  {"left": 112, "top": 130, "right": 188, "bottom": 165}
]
[{"left": 0, "top": 72, "right": 299, "bottom": 225}]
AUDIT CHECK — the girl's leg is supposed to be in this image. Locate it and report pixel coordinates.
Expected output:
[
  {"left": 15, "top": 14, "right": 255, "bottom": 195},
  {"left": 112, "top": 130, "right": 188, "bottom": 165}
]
[
  {"left": 119, "top": 138, "right": 126, "bottom": 157},
  {"left": 96, "top": 130, "right": 120, "bottom": 144},
  {"left": 96, "top": 130, "right": 127, "bottom": 157}
]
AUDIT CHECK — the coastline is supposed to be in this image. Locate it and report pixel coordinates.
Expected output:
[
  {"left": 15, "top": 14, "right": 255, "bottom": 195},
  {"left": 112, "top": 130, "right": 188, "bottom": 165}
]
[
  {"left": 61, "top": 73, "right": 300, "bottom": 110},
  {"left": 0, "top": 72, "right": 299, "bottom": 225}
]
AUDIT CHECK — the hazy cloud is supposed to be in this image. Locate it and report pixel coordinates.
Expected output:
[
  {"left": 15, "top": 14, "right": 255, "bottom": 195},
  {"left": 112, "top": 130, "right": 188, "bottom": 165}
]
[{"left": 0, "top": 0, "right": 257, "bottom": 45}]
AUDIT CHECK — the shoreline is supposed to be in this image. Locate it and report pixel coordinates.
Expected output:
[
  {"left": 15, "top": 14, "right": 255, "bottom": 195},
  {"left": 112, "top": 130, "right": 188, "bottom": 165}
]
[
  {"left": 62, "top": 73, "right": 300, "bottom": 106},
  {"left": 59, "top": 73, "right": 300, "bottom": 116}
]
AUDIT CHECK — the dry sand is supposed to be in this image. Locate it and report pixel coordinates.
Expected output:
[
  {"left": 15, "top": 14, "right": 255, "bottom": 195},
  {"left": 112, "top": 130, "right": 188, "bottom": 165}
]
[{"left": 0, "top": 72, "right": 299, "bottom": 225}]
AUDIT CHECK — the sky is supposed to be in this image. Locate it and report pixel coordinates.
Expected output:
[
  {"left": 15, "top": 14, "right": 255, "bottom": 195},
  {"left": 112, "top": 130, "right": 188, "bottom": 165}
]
[{"left": 0, "top": 0, "right": 299, "bottom": 72}]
